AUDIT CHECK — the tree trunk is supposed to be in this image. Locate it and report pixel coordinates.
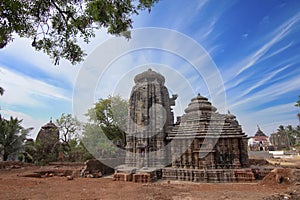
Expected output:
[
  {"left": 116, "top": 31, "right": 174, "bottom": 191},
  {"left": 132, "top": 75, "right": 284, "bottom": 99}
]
[{"left": 3, "top": 153, "right": 8, "bottom": 161}]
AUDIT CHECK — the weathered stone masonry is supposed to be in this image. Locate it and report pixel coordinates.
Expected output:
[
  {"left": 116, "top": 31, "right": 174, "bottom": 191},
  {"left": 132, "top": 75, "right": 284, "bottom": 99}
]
[
  {"left": 115, "top": 69, "right": 254, "bottom": 183},
  {"left": 125, "top": 69, "right": 176, "bottom": 168}
]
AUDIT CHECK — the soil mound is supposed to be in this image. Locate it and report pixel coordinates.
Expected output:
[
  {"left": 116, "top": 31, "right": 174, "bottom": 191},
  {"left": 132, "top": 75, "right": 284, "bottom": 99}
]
[
  {"left": 260, "top": 168, "right": 300, "bottom": 185},
  {"left": 260, "top": 168, "right": 294, "bottom": 185},
  {"left": 261, "top": 168, "right": 300, "bottom": 200}
]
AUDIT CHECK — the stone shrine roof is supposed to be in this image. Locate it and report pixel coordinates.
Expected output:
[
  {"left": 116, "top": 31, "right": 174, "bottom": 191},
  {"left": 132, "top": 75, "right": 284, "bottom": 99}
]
[
  {"left": 36, "top": 119, "right": 59, "bottom": 147},
  {"left": 134, "top": 68, "right": 165, "bottom": 84},
  {"left": 41, "top": 120, "right": 57, "bottom": 129},
  {"left": 184, "top": 93, "right": 217, "bottom": 113},
  {"left": 254, "top": 125, "right": 267, "bottom": 137},
  {"left": 168, "top": 93, "right": 245, "bottom": 139},
  {"left": 226, "top": 110, "right": 236, "bottom": 119}
]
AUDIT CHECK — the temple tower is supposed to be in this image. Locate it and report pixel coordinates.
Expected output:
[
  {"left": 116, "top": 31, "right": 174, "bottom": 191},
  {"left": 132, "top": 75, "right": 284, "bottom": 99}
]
[
  {"left": 116, "top": 70, "right": 255, "bottom": 183},
  {"left": 36, "top": 120, "right": 59, "bottom": 157},
  {"left": 125, "top": 69, "right": 177, "bottom": 168}
]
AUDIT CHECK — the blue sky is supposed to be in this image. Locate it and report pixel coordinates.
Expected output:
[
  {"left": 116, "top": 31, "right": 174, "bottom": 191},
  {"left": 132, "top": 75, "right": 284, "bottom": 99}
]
[{"left": 0, "top": 0, "right": 300, "bottom": 138}]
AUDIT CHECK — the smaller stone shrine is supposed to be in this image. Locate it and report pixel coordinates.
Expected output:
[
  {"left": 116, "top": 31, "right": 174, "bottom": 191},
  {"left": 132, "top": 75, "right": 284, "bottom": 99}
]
[
  {"left": 36, "top": 119, "right": 59, "bottom": 155},
  {"left": 162, "top": 94, "right": 254, "bottom": 182}
]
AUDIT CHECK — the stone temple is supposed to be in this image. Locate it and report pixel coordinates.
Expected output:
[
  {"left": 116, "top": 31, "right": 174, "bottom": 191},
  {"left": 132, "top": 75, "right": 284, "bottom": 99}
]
[
  {"left": 36, "top": 119, "right": 59, "bottom": 155},
  {"left": 125, "top": 69, "right": 177, "bottom": 169},
  {"left": 114, "top": 69, "right": 254, "bottom": 182}
]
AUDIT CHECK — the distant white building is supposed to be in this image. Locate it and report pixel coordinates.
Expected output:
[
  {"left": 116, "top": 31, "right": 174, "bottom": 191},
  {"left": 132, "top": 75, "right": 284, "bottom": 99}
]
[{"left": 248, "top": 126, "right": 270, "bottom": 151}]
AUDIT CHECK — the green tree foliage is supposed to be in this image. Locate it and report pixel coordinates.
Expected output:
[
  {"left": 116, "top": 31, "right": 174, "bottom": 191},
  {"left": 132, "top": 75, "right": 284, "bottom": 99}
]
[
  {"left": 82, "top": 95, "right": 128, "bottom": 159},
  {"left": 295, "top": 95, "right": 300, "bottom": 108},
  {"left": 1, "top": 0, "right": 159, "bottom": 65},
  {"left": 295, "top": 95, "right": 300, "bottom": 123},
  {"left": 276, "top": 124, "right": 300, "bottom": 147},
  {"left": 22, "top": 139, "right": 36, "bottom": 162},
  {"left": 59, "top": 138, "right": 92, "bottom": 162},
  {"left": 33, "top": 139, "right": 60, "bottom": 164},
  {"left": 67, "top": 139, "right": 94, "bottom": 162},
  {"left": 82, "top": 123, "right": 119, "bottom": 158},
  {"left": 0, "top": 116, "right": 33, "bottom": 161},
  {"left": 86, "top": 95, "right": 128, "bottom": 146},
  {"left": 55, "top": 113, "right": 92, "bottom": 161}
]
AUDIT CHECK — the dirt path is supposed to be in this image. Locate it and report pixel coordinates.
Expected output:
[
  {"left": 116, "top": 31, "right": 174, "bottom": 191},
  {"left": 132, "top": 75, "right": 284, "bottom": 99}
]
[{"left": 0, "top": 167, "right": 289, "bottom": 200}]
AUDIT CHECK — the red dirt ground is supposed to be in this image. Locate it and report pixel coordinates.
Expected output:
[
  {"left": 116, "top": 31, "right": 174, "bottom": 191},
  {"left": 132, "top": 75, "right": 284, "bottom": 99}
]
[{"left": 0, "top": 165, "right": 291, "bottom": 200}]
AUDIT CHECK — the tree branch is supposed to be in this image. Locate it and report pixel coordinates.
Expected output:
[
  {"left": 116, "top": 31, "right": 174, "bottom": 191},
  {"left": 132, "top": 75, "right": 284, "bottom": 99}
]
[{"left": 49, "top": 0, "right": 85, "bottom": 34}]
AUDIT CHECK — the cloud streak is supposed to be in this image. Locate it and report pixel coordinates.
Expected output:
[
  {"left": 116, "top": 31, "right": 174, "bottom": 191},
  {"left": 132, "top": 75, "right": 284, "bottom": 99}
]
[
  {"left": 229, "top": 73, "right": 300, "bottom": 110},
  {"left": 0, "top": 67, "right": 71, "bottom": 107},
  {"left": 238, "top": 63, "right": 293, "bottom": 98},
  {"left": 235, "top": 13, "right": 300, "bottom": 77}
]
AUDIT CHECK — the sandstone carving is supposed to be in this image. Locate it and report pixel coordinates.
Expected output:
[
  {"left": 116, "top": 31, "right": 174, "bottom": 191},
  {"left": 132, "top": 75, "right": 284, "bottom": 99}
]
[{"left": 115, "top": 69, "right": 254, "bottom": 183}]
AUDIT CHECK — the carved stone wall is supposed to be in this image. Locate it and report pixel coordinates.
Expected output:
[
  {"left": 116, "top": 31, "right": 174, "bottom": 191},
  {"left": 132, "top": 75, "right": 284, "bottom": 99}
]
[
  {"left": 125, "top": 69, "right": 176, "bottom": 168},
  {"left": 165, "top": 94, "right": 250, "bottom": 181},
  {"left": 119, "top": 69, "right": 253, "bottom": 183}
]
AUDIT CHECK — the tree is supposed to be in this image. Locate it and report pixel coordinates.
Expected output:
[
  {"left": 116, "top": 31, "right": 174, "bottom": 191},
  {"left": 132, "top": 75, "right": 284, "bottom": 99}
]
[
  {"left": 82, "top": 123, "right": 119, "bottom": 159},
  {"left": 295, "top": 95, "right": 300, "bottom": 107},
  {"left": 81, "top": 95, "right": 128, "bottom": 159},
  {"left": 286, "top": 125, "right": 296, "bottom": 147},
  {"left": 1, "top": 0, "right": 159, "bottom": 65},
  {"left": 277, "top": 125, "right": 285, "bottom": 132},
  {"left": 86, "top": 95, "right": 128, "bottom": 147},
  {"left": 276, "top": 125, "right": 300, "bottom": 148},
  {"left": 22, "top": 139, "right": 37, "bottom": 162},
  {"left": 65, "top": 138, "right": 94, "bottom": 162},
  {"left": 295, "top": 126, "right": 300, "bottom": 146},
  {"left": 55, "top": 113, "right": 83, "bottom": 161},
  {"left": 56, "top": 113, "right": 81, "bottom": 144},
  {"left": 0, "top": 116, "right": 33, "bottom": 161},
  {"left": 0, "top": 87, "right": 4, "bottom": 96},
  {"left": 295, "top": 95, "right": 300, "bottom": 123}
]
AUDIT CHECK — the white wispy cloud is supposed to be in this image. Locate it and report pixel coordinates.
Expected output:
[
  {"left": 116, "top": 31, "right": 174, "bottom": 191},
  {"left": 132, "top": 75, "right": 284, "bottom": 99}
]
[
  {"left": 199, "top": 17, "right": 218, "bottom": 41},
  {"left": 193, "top": 2, "right": 236, "bottom": 44},
  {"left": 253, "top": 102, "right": 297, "bottom": 118},
  {"left": 0, "top": 67, "right": 71, "bottom": 107},
  {"left": 235, "top": 12, "right": 300, "bottom": 76},
  {"left": 224, "top": 54, "right": 298, "bottom": 96},
  {"left": 222, "top": 14, "right": 300, "bottom": 102},
  {"left": 260, "top": 16, "right": 270, "bottom": 25},
  {"left": 260, "top": 41, "right": 294, "bottom": 62},
  {"left": 2, "top": 30, "right": 111, "bottom": 87},
  {"left": 196, "top": 0, "right": 210, "bottom": 11},
  {"left": 263, "top": 118, "right": 299, "bottom": 134},
  {"left": 229, "top": 73, "right": 300, "bottom": 109},
  {"left": 238, "top": 63, "right": 293, "bottom": 98},
  {"left": 170, "top": 0, "right": 210, "bottom": 30},
  {"left": 2, "top": 37, "right": 78, "bottom": 86},
  {"left": 237, "top": 102, "right": 299, "bottom": 136}
]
